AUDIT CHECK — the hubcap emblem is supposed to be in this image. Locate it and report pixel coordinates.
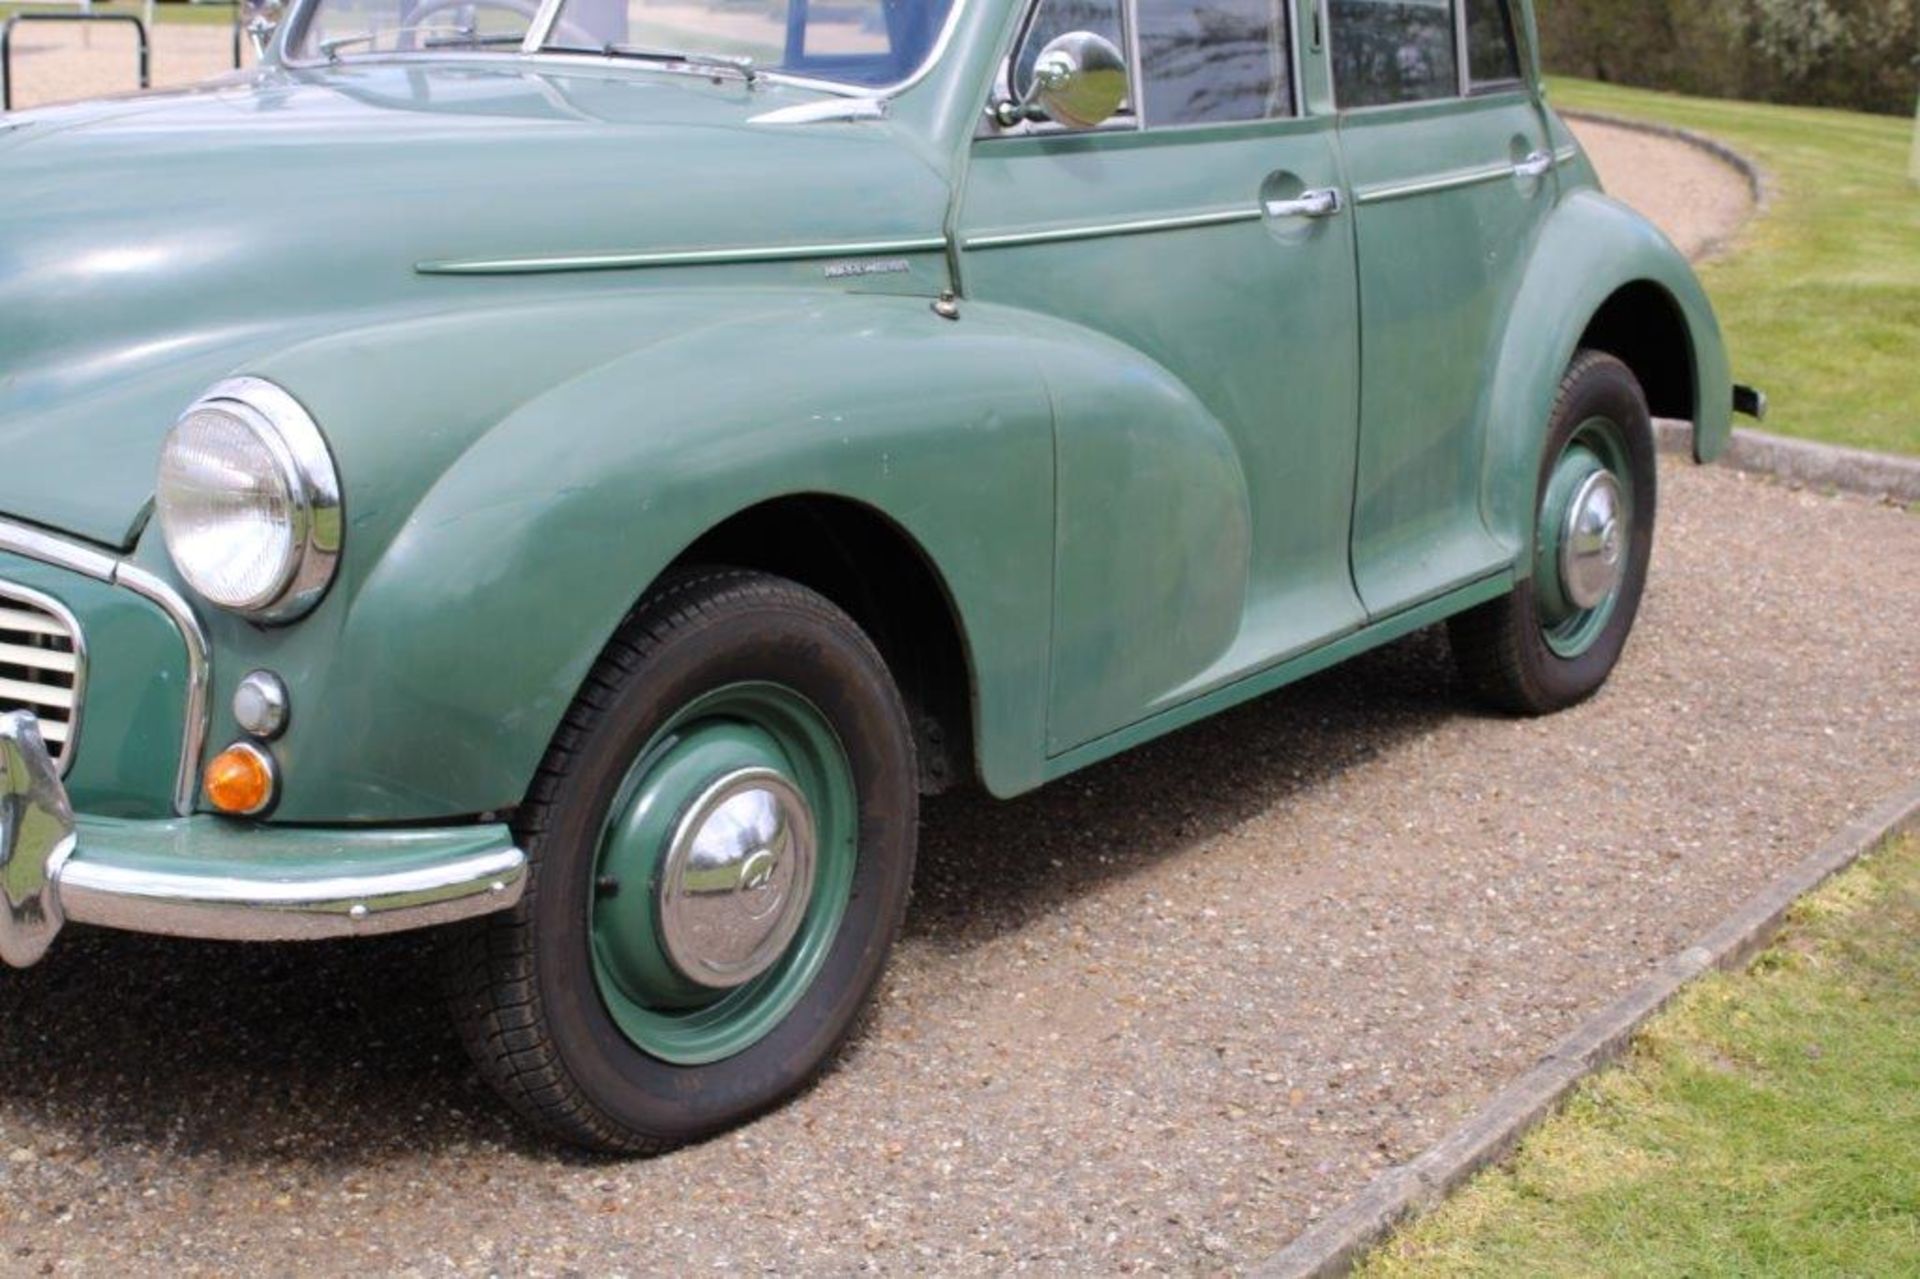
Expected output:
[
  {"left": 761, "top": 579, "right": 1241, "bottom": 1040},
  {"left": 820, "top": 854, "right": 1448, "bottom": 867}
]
[
  {"left": 657, "top": 768, "right": 816, "bottom": 990},
  {"left": 1560, "top": 469, "right": 1628, "bottom": 611}
]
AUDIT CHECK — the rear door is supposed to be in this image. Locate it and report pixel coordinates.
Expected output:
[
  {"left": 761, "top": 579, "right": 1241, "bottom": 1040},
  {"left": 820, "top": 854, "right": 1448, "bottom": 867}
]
[{"left": 1330, "top": 0, "right": 1553, "bottom": 614}]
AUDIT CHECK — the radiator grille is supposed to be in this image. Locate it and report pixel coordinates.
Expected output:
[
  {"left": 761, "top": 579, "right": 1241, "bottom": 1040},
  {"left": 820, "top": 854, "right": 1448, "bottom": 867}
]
[{"left": 0, "top": 583, "right": 82, "bottom": 771}]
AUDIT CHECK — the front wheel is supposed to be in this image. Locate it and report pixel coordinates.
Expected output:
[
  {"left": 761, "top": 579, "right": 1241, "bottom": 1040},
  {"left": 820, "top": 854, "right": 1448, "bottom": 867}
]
[
  {"left": 443, "top": 570, "right": 918, "bottom": 1153},
  {"left": 1450, "top": 350, "right": 1657, "bottom": 714}
]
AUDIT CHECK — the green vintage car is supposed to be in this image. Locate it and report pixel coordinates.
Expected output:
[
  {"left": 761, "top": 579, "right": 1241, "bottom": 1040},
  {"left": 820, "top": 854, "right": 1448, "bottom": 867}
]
[{"left": 0, "top": 0, "right": 1754, "bottom": 1150}]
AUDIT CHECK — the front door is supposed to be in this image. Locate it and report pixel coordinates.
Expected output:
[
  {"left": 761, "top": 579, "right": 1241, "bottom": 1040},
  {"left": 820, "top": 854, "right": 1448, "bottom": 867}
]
[
  {"left": 959, "top": 0, "right": 1365, "bottom": 753},
  {"left": 1330, "top": 0, "right": 1553, "bottom": 614}
]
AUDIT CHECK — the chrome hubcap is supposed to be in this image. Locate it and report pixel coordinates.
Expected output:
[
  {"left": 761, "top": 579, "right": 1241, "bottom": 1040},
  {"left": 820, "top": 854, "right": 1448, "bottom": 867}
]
[
  {"left": 1559, "top": 468, "right": 1626, "bottom": 611},
  {"left": 657, "top": 767, "right": 816, "bottom": 990}
]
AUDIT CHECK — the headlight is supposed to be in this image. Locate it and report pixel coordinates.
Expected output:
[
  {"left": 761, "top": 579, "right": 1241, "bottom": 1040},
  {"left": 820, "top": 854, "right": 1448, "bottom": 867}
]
[{"left": 156, "top": 377, "right": 342, "bottom": 623}]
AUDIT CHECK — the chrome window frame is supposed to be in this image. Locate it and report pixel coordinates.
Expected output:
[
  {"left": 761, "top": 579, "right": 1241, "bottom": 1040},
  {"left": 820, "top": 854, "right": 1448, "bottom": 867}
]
[
  {"left": 0, "top": 580, "right": 88, "bottom": 778},
  {"left": 275, "top": 0, "right": 971, "bottom": 99},
  {"left": 0, "top": 518, "right": 210, "bottom": 816},
  {"left": 1458, "top": 0, "right": 1521, "bottom": 96}
]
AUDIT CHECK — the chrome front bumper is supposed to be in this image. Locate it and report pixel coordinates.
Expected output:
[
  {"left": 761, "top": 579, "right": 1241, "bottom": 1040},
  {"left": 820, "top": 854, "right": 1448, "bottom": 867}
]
[{"left": 0, "top": 711, "right": 527, "bottom": 968}]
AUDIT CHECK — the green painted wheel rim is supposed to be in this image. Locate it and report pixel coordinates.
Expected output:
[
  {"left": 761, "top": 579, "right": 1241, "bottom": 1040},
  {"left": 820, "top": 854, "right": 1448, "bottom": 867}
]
[
  {"left": 588, "top": 682, "right": 856, "bottom": 1066},
  {"left": 1535, "top": 416, "right": 1634, "bottom": 659}
]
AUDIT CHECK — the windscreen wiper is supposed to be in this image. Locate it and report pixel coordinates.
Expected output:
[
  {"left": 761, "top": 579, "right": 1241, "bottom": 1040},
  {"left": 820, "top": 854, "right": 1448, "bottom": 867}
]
[
  {"left": 599, "top": 42, "right": 758, "bottom": 85},
  {"left": 319, "top": 26, "right": 522, "bottom": 60}
]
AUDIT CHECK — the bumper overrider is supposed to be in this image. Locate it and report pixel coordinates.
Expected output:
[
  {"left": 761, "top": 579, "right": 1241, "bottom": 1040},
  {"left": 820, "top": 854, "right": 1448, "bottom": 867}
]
[{"left": 1, "top": 710, "right": 526, "bottom": 968}]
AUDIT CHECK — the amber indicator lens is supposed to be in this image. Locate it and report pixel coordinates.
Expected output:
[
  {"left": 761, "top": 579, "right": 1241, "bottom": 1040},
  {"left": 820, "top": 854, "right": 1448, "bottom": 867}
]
[{"left": 203, "top": 742, "right": 275, "bottom": 815}]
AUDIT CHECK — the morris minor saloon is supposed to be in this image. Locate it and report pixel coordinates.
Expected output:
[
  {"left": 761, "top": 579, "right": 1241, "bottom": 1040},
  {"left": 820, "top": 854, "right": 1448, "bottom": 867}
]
[{"left": 0, "top": 0, "right": 1756, "bottom": 1150}]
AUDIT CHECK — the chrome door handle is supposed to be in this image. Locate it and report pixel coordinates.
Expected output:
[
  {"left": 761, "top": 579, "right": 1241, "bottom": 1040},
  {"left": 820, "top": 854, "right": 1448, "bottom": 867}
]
[
  {"left": 1513, "top": 150, "right": 1554, "bottom": 179},
  {"left": 1263, "top": 187, "right": 1343, "bottom": 219}
]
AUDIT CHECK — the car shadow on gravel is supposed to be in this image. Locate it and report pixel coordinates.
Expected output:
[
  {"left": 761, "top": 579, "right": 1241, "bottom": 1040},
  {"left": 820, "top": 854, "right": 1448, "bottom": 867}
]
[
  {"left": 909, "top": 625, "right": 1465, "bottom": 946},
  {"left": 0, "top": 628, "right": 1466, "bottom": 1162}
]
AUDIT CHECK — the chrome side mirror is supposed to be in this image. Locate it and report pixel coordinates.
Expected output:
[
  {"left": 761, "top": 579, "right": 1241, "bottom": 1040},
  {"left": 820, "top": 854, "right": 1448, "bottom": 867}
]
[{"left": 995, "top": 31, "right": 1129, "bottom": 129}]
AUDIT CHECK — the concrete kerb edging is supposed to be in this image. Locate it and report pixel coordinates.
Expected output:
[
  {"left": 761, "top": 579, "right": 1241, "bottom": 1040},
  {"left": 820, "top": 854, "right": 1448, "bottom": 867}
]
[
  {"left": 1654, "top": 419, "right": 1920, "bottom": 503},
  {"left": 1251, "top": 777, "right": 1920, "bottom": 1279}
]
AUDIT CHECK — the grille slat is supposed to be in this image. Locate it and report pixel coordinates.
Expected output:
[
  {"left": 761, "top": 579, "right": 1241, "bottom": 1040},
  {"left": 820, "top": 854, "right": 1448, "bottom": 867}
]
[
  {"left": 0, "top": 640, "right": 77, "bottom": 674},
  {"left": 0, "top": 584, "right": 82, "bottom": 771},
  {"left": 0, "top": 607, "right": 65, "bottom": 637},
  {"left": 0, "top": 674, "right": 76, "bottom": 709}
]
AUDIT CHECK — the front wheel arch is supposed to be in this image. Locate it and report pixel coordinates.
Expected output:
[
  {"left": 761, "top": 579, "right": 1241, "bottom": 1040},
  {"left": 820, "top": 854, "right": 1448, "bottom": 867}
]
[{"left": 663, "top": 494, "right": 979, "bottom": 797}]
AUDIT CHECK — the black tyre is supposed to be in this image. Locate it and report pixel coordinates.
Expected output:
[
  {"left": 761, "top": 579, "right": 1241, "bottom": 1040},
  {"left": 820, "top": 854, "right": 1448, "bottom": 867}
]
[
  {"left": 443, "top": 569, "right": 918, "bottom": 1153},
  {"left": 1449, "top": 350, "right": 1657, "bottom": 715}
]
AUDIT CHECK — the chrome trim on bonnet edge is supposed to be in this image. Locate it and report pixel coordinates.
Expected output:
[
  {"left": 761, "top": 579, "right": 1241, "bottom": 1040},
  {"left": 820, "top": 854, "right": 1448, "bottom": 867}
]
[
  {"left": 417, "top": 235, "right": 948, "bottom": 275},
  {"left": 964, "top": 205, "right": 1262, "bottom": 250},
  {"left": 1354, "top": 160, "right": 1517, "bottom": 204},
  {"left": 57, "top": 843, "right": 528, "bottom": 942},
  {"left": 0, "top": 517, "right": 210, "bottom": 816}
]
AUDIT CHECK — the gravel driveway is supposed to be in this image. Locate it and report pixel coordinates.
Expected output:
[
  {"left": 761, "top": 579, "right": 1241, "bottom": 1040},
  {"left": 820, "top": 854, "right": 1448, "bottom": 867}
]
[
  {"left": 1, "top": 462, "right": 1914, "bottom": 1273},
  {"left": 1568, "top": 119, "right": 1755, "bottom": 259}
]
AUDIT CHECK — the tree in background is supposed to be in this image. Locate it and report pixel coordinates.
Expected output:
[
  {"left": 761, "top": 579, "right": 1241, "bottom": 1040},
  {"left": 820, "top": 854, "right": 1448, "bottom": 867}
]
[{"left": 1536, "top": 0, "right": 1920, "bottom": 116}]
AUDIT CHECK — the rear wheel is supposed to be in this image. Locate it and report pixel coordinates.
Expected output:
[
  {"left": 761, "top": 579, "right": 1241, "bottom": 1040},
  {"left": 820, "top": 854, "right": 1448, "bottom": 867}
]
[
  {"left": 443, "top": 570, "right": 918, "bottom": 1152},
  {"left": 1450, "top": 350, "right": 1657, "bottom": 714}
]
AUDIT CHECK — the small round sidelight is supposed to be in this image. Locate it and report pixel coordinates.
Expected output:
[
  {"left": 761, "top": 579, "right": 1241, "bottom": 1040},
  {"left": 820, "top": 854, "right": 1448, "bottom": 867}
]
[
  {"left": 233, "top": 670, "right": 290, "bottom": 739},
  {"left": 203, "top": 741, "right": 277, "bottom": 816}
]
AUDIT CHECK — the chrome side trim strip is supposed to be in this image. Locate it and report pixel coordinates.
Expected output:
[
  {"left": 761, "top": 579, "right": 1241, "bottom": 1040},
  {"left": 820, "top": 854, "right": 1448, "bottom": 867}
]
[
  {"left": 1354, "top": 160, "right": 1516, "bottom": 205},
  {"left": 964, "top": 206, "right": 1261, "bottom": 250},
  {"left": 417, "top": 235, "right": 948, "bottom": 276},
  {"left": 0, "top": 517, "right": 210, "bottom": 815},
  {"left": 58, "top": 844, "right": 528, "bottom": 942},
  {"left": 1554, "top": 144, "right": 1579, "bottom": 164}
]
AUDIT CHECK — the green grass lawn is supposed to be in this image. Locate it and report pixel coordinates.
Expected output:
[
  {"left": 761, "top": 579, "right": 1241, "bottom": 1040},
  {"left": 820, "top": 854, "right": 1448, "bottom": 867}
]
[
  {"left": 1551, "top": 79, "right": 1920, "bottom": 458},
  {"left": 1358, "top": 834, "right": 1920, "bottom": 1276}
]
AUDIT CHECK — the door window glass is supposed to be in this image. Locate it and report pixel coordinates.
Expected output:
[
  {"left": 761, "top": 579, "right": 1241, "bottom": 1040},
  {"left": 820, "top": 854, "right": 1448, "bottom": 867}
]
[
  {"left": 1135, "top": 0, "right": 1293, "bottom": 126},
  {"left": 1463, "top": 0, "right": 1520, "bottom": 88},
  {"left": 1328, "top": 0, "right": 1458, "bottom": 108}
]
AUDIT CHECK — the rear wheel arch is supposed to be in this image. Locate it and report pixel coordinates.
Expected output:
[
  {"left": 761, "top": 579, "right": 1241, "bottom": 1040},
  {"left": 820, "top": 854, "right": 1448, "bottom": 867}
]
[{"left": 1577, "top": 279, "right": 1697, "bottom": 425}]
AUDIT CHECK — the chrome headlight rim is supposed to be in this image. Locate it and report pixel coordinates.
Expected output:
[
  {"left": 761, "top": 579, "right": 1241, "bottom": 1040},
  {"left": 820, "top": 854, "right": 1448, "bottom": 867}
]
[{"left": 159, "top": 376, "right": 342, "bottom": 624}]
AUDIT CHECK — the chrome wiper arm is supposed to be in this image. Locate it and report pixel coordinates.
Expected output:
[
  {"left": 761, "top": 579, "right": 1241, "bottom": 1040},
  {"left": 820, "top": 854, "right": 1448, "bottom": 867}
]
[
  {"left": 423, "top": 31, "right": 526, "bottom": 48},
  {"left": 600, "top": 42, "right": 758, "bottom": 85},
  {"left": 320, "top": 24, "right": 518, "bottom": 60}
]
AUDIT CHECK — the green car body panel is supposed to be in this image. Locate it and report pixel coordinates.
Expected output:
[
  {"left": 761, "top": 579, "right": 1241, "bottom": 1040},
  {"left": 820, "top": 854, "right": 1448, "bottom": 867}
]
[{"left": 0, "top": 0, "right": 1731, "bottom": 901}]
